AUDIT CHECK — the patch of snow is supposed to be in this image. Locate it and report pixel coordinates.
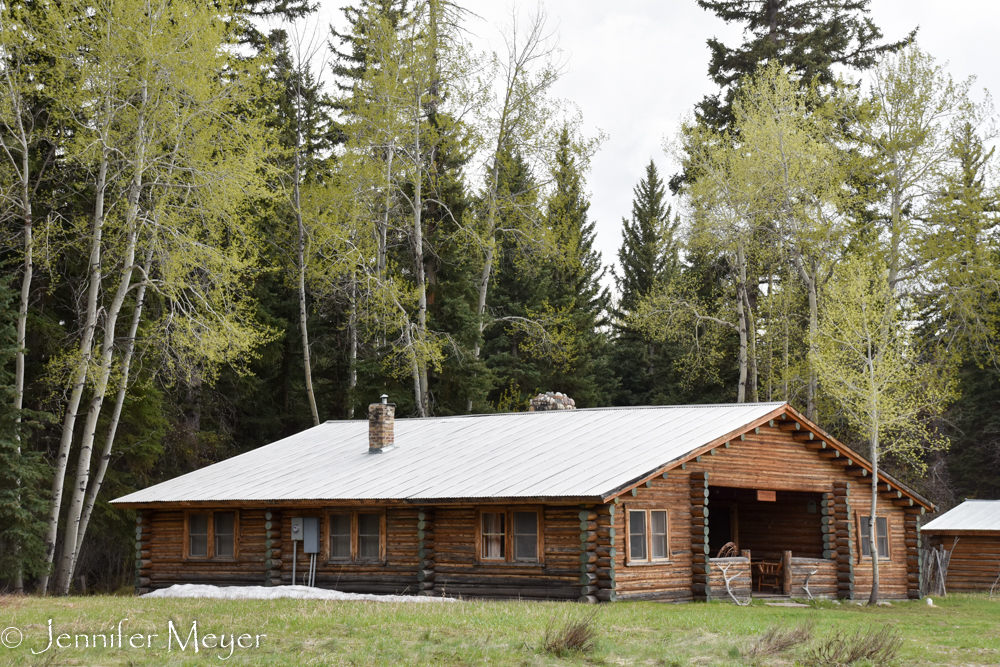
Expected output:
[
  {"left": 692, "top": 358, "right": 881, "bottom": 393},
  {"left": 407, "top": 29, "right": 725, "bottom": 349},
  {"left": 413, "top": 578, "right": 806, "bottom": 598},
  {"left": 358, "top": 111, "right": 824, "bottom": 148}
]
[{"left": 143, "top": 584, "right": 456, "bottom": 603}]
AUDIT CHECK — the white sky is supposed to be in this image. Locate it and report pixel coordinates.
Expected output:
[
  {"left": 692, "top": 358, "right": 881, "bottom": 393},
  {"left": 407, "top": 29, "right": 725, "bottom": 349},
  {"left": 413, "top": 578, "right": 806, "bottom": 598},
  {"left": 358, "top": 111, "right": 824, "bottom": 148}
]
[{"left": 312, "top": 0, "right": 1000, "bottom": 286}]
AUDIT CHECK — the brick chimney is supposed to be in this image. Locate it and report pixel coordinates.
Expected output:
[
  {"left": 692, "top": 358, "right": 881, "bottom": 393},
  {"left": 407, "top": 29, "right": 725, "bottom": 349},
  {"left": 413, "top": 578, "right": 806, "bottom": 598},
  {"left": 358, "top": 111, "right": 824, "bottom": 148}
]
[{"left": 368, "top": 394, "right": 395, "bottom": 453}]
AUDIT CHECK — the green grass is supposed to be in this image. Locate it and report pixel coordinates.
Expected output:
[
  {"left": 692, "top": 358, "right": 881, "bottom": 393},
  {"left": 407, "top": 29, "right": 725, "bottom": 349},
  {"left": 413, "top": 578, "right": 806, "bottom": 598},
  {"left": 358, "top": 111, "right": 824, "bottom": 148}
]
[{"left": 0, "top": 593, "right": 997, "bottom": 666}]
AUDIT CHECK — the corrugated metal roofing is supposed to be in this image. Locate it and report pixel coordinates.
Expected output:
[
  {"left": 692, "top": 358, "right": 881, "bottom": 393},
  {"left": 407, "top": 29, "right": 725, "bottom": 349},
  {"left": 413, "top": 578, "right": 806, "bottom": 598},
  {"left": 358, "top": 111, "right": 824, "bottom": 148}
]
[
  {"left": 112, "top": 402, "right": 785, "bottom": 505},
  {"left": 920, "top": 500, "right": 1000, "bottom": 533}
]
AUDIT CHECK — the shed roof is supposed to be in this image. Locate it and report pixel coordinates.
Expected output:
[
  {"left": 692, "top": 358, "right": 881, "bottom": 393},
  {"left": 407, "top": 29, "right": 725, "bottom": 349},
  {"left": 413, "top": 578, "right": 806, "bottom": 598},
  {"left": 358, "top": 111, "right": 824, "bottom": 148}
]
[
  {"left": 113, "top": 402, "right": 786, "bottom": 505},
  {"left": 920, "top": 500, "right": 1000, "bottom": 534}
]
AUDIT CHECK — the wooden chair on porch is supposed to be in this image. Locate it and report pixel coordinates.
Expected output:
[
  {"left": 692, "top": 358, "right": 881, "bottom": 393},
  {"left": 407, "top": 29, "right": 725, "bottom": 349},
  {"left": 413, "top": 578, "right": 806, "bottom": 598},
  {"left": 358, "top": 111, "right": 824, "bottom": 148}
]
[{"left": 754, "top": 561, "right": 782, "bottom": 592}]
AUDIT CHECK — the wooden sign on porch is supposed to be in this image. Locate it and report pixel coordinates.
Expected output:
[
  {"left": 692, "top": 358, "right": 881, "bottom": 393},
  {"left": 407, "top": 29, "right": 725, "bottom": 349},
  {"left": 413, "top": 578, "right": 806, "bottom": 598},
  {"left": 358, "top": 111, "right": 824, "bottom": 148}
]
[{"left": 757, "top": 490, "right": 776, "bottom": 502}]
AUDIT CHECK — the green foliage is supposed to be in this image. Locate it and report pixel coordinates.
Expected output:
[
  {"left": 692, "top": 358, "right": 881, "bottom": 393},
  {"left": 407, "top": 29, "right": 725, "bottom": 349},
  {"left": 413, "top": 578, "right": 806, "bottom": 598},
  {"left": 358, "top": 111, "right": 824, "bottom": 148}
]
[
  {"left": 0, "top": 272, "right": 49, "bottom": 582},
  {"left": 695, "top": 0, "right": 914, "bottom": 132}
]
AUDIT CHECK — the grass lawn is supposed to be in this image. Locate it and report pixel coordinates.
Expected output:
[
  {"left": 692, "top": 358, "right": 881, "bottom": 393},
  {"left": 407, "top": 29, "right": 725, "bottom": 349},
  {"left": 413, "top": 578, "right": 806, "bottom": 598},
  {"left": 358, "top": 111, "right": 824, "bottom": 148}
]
[{"left": 1, "top": 593, "right": 997, "bottom": 666}]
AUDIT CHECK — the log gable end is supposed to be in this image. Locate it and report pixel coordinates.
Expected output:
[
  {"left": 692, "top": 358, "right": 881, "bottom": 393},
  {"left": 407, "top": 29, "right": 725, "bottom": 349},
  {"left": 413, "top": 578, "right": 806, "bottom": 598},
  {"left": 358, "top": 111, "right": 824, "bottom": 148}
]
[{"left": 607, "top": 414, "right": 924, "bottom": 602}]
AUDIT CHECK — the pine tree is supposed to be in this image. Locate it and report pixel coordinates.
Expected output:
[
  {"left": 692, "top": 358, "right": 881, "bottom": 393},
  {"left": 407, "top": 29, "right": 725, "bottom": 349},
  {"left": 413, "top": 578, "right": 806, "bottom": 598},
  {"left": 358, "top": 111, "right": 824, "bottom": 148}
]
[
  {"left": 612, "top": 160, "right": 681, "bottom": 405},
  {"left": 694, "top": 0, "right": 913, "bottom": 133},
  {"left": 616, "top": 160, "right": 679, "bottom": 313},
  {"left": 543, "top": 128, "right": 616, "bottom": 407}
]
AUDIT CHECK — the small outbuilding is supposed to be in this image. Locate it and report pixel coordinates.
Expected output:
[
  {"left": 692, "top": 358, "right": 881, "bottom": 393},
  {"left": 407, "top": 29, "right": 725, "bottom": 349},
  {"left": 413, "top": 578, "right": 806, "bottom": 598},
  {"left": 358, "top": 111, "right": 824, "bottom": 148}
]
[
  {"left": 921, "top": 499, "right": 1000, "bottom": 592},
  {"left": 113, "top": 400, "right": 933, "bottom": 602}
]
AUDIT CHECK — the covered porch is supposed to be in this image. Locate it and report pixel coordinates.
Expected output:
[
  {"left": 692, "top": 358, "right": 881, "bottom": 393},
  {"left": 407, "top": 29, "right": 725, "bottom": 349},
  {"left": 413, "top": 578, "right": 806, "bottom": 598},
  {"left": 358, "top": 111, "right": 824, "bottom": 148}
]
[{"left": 706, "top": 486, "right": 838, "bottom": 598}]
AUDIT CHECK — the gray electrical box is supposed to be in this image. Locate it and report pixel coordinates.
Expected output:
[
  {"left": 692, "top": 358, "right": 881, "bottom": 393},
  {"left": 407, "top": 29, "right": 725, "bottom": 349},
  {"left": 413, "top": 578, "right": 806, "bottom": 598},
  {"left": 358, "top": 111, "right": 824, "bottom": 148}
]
[
  {"left": 303, "top": 517, "right": 320, "bottom": 554},
  {"left": 290, "top": 517, "right": 303, "bottom": 541}
]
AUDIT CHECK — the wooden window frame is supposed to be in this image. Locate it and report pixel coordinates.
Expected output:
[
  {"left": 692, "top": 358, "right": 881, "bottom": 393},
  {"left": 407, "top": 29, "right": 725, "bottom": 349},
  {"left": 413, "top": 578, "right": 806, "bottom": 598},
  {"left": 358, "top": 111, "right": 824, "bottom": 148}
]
[
  {"left": 625, "top": 507, "right": 670, "bottom": 566},
  {"left": 324, "top": 509, "right": 387, "bottom": 564},
  {"left": 856, "top": 514, "right": 891, "bottom": 561},
  {"left": 183, "top": 510, "right": 240, "bottom": 561},
  {"left": 474, "top": 507, "right": 544, "bottom": 565}
]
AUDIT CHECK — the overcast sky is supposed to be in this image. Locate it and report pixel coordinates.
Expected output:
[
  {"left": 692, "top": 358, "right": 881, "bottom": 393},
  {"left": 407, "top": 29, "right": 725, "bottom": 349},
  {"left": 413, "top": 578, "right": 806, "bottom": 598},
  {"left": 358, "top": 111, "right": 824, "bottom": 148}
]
[{"left": 313, "top": 0, "right": 1000, "bottom": 290}]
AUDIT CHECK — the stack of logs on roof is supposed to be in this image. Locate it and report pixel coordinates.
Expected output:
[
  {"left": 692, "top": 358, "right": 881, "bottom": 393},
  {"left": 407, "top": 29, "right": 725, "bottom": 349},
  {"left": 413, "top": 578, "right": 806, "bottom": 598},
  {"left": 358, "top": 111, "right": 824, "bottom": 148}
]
[{"left": 528, "top": 392, "right": 576, "bottom": 411}]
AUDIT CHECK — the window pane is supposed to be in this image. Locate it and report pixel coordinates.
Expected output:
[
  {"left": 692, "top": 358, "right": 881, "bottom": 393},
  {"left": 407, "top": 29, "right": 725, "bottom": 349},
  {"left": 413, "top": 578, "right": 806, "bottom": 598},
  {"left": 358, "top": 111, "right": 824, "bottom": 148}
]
[
  {"left": 358, "top": 513, "right": 380, "bottom": 559},
  {"left": 651, "top": 510, "right": 668, "bottom": 559},
  {"left": 189, "top": 514, "right": 208, "bottom": 558},
  {"left": 513, "top": 512, "right": 538, "bottom": 561},
  {"left": 481, "top": 512, "right": 505, "bottom": 560},
  {"left": 859, "top": 516, "right": 872, "bottom": 557},
  {"left": 214, "top": 512, "right": 235, "bottom": 558},
  {"left": 629, "top": 510, "right": 647, "bottom": 561},
  {"left": 876, "top": 517, "right": 889, "bottom": 558},
  {"left": 329, "top": 514, "right": 351, "bottom": 559}
]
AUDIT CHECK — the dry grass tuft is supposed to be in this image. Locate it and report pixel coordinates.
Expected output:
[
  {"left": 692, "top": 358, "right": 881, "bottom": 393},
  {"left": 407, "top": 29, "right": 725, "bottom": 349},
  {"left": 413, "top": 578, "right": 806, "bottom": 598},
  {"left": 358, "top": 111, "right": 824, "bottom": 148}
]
[
  {"left": 804, "top": 624, "right": 903, "bottom": 666},
  {"left": 541, "top": 612, "right": 598, "bottom": 655},
  {"left": 742, "top": 621, "right": 814, "bottom": 661}
]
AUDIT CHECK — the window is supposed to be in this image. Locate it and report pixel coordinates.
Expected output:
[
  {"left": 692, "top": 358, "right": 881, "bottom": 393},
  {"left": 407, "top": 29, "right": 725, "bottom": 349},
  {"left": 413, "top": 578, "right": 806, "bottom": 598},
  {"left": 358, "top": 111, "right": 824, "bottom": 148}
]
[
  {"left": 326, "top": 510, "right": 385, "bottom": 562},
  {"left": 513, "top": 512, "right": 538, "bottom": 561},
  {"left": 185, "top": 511, "right": 238, "bottom": 560},
  {"left": 189, "top": 514, "right": 209, "bottom": 558},
  {"left": 481, "top": 512, "right": 505, "bottom": 560},
  {"left": 627, "top": 509, "right": 669, "bottom": 564},
  {"left": 859, "top": 515, "right": 890, "bottom": 559},
  {"left": 477, "top": 508, "right": 542, "bottom": 563}
]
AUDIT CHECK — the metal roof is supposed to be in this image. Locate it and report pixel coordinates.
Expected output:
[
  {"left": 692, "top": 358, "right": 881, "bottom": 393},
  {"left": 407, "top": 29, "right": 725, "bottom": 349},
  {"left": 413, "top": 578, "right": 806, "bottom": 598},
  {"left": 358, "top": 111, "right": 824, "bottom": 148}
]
[
  {"left": 112, "top": 402, "right": 785, "bottom": 505},
  {"left": 920, "top": 500, "right": 1000, "bottom": 533}
]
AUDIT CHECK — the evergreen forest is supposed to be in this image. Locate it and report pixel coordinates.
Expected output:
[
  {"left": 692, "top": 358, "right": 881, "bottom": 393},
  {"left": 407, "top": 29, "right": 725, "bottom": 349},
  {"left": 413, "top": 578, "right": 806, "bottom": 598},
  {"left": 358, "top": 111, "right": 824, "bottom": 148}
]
[{"left": 1, "top": 0, "right": 999, "bottom": 594}]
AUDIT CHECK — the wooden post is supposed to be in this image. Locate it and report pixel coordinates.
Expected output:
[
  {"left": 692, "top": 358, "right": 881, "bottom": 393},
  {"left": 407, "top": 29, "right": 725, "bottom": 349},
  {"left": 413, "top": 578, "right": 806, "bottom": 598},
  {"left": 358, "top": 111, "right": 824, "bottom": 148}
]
[
  {"left": 264, "top": 510, "right": 283, "bottom": 587},
  {"left": 590, "top": 504, "right": 616, "bottom": 602},
  {"left": 782, "top": 550, "right": 792, "bottom": 595},
  {"left": 904, "top": 511, "right": 923, "bottom": 599},
  {"left": 418, "top": 509, "right": 436, "bottom": 596},
  {"left": 691, "top": 471, "right": 710, "bottom": 601},
  {"left": 832, "top": 481, "right": 855, "bottom": 600},
  {"left": 135, "top": 511, "right": 152, "bottom": 595}
]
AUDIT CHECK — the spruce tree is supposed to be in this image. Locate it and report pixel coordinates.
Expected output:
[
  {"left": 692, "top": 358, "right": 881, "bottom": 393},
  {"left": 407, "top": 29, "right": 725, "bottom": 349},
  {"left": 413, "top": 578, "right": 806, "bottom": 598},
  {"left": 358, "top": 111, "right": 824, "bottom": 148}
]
[
  {"left": 543, "top": 128, "right": 616, "bottom": 407},
  {"left": 612, "top": 160, "right": 681, "bottom": 405},
  {"left": 694, "top": 0, "right": 914, "bottom": 133}
]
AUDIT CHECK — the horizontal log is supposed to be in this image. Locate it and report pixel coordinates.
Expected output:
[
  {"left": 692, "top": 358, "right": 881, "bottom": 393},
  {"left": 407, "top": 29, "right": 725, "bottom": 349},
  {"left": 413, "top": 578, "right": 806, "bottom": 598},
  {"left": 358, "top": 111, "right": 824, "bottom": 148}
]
[
  {"left": 596, "top": 547, "right": 617, "bottom": 558},
  {"left": 581, "top": 564, "right": 596, "bottom": 574},
  {"left": 578, "top": 595, "right": 599, "bottom": 604},
  {"left": 418, "top": 582, "right": 435, "bottom": 591},
  {"left": 580, "top": 573, "right": 597, "bottom": 585},
  {"left": 596, "top": 568, "right": 615, "bottom": 581},
  {"left": 595, "top": 589, "right": 617, "bottom": 602},
  {"left": 579, "top": 511, "right": 597, "bottom": 522},
  {"left": 580, "top": 521, "right": 598, "bottom": 531},
  {"left": 837, "top": 573, "right": 855, "bottom": 583},
  {"left": 135, "top": 577, "right": 151, "bottom": 587},
  {"left": 580, "top": 552, "right": 598, "bottom": 564},
  {"left": 580, "top": 531, "right": 597, "bottom": 543},
  {"left": 580, "top": 585, "right": 598, "bottom": 595},
  {"left": 417, "top": 569, "right": 435, "bottom": 582}
]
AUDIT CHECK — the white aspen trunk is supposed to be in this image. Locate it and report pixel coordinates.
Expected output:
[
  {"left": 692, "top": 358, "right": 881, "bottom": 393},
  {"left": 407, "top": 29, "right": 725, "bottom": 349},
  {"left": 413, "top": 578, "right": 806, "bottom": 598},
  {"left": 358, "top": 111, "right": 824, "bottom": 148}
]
[
  {"left": 12, "top": 118, "right": 33, "bottom": 594},
  {"left": 735, "top": 241, "right": 748, "bottom": 403},
  {"left": 743, "top": 285, "right": 758, "bottom": 402},
  {"left": 413, "top": 93, "right": 428, "bottom": 417},
  {"left": 869, "top": 425, "right": 880, "bottom": 604},
  {"left": 379, "top": 149, "right": 392, "bottom": 277},
  {"left": 295, "top": 149, "right": 319, "bottom": 426},
  {"left": 73, "top": 246, "right": 153, "bottom": 561},
  {"left": 57, "top": 145, "right": 146, "bottom": 594},
  {"left": 806, "top": 269, "right": 819, "bottom": 421},
  {"left": 37, "top": 148, "right": 109, "bottom": 595},
  {"left": 347, "top": 275, "right": 358, "bottom": 419}
]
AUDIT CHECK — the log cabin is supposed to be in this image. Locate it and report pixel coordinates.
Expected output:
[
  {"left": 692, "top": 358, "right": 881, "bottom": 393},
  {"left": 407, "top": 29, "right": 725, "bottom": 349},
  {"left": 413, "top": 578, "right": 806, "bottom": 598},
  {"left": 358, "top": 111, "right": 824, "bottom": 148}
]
[
  {"left": 112, "top": 399, "right": 934, "bottom": 602},
  {"left": 921, "top": 499, "right": 1000, "bottom": 593}
]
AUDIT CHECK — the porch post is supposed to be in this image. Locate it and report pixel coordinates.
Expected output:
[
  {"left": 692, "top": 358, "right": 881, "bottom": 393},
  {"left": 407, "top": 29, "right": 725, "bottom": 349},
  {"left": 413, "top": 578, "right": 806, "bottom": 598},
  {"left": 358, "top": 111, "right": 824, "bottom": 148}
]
[
  {"left": 832, "top": 481, "right": 855, "bottom": 599},
  {"left": 691, "top": 471, "right": 710, "bottom": 601},
  {"left": 417, "top": 509, "right": 436, "bottom": 595}
]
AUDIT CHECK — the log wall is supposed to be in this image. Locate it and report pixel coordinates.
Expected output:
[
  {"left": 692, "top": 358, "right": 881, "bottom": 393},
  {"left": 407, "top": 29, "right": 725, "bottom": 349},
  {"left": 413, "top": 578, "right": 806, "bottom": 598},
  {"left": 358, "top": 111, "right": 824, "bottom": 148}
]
[
  {"left": 927, "top": 534, "right": 1000, "bottom": 592},
  {"left": 847, "top": 484, "right": 913, "bottom": 599},
  {"left": 788, "top": 557, "right": 837, "bottom": 598}
]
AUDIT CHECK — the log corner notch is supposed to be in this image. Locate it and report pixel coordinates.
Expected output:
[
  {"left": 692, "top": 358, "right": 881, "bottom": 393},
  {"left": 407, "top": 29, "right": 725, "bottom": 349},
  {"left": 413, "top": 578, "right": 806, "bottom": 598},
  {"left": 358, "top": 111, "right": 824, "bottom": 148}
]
[
  {"left": 691, "top": 471, "right": 710, "bottom": 602},
  {"left": 904, "top": 512, "right": 923, "bottom": 600},
  {"left": 583, "top": 503, "right": 616, "bottom": 602},
  {"left": 831, "top": 481, "right": 854, "bottom": 600},
  {"left": 417, "top": 509, "right": 436, "bottom": 596},
  {"left": 135, "top": 511, "right": 152, "bottom": 595},
  {"left": 264, "top": 510, "right": 282, "bottom": 587}
]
